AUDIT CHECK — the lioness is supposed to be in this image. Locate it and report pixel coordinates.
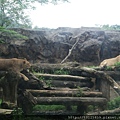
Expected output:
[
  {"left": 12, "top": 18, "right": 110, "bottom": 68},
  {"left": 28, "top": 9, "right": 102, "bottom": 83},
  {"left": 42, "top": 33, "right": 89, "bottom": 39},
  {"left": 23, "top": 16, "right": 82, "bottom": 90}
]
[
  {"left": 100, "top": 55, "right": 120, "bottom": 68},
  {"left": 0, "top": 58, "right": 31, "bottom": 81}
]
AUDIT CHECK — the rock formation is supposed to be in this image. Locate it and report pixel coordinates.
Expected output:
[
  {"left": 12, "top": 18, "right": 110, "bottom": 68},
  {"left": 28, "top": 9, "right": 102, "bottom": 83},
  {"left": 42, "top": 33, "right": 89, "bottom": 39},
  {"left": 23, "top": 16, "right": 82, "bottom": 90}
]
[{"left": 0, "top": 27, "right": 120, "bottom": 66}]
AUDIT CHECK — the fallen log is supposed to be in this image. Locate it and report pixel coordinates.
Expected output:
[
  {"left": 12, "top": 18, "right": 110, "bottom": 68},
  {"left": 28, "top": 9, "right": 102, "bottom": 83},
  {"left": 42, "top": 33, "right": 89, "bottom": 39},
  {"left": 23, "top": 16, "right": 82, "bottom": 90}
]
[
  {"left": 27, "top": 89, "right": 102, "bottom": 97},
  {"left": 36, "top": 97, "right": 107, "bottom": 105}
]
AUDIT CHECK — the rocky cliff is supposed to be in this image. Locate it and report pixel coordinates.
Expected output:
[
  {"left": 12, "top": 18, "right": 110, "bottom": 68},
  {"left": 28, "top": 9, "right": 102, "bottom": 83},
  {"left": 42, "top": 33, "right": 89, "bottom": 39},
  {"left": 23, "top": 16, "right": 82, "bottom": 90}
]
[{"left": 0, "top": 27, "right": 120, "bottom": 66}]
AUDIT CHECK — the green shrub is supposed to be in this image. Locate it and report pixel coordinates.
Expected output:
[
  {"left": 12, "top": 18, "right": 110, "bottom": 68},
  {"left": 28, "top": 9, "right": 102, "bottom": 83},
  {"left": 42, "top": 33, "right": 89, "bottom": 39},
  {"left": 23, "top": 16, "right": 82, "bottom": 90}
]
[
  {"left": 107, "top": 97, "right": 120, "bottom": 110},
  {"left": 114, "top": 62, "right": 120, "bottom": 67},
  {"left": 106, "top": 66, "right": 113, "bottom": 70}
]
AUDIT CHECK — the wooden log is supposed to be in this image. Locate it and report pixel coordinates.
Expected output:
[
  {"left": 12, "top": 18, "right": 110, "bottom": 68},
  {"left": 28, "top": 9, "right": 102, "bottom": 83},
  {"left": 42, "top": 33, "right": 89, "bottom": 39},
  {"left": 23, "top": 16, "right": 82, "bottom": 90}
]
[
  {"left": 49, "top": 80, "right": 94, "bottom": 88},
  {"left": 27, "top": 89, "right": 102, "bottom": 97},
  {"left": 0, "top": 108, "right": 13, "bottom": 114},
  {"left": 34, "top": 73, "right": 91, "bottom": 82},
  {"left": 36, "top": 97, "right": 107, "bottom": 105},
  {"left": 50, "top": 87, "right": 91, "bottom": 91},
  {"left": 88, "top": 107, "right": 120, "bottom": 115}
]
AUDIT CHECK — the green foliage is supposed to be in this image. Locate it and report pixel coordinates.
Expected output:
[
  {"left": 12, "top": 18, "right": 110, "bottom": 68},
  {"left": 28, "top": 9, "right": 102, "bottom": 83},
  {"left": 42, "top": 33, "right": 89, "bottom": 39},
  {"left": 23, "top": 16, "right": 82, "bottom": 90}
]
[
  {"left": 38, "top": 75, "right": 53, "bottom": 87},
  {"left": 0, "top": 0, "right": 33, "bottom": 28},
  {"left": 76, "top": 86, "right": 83, "bottom": 97},
  {"left": 0, "top": 26, "right": 28, "bottom": 43},
  {"left": 87, "top": 105, "right": 94, "bottom": 112},
  {"left": 87, "top": 105, "right": 99, "bottom": 112},
  {"left": 12, "top": 108, "right": 24, "bottom": 120},
  {"left": 106, "top": 66, "right": 113, "bottom": 70},
  {"left": 104, "top": 62, "right": 120, "bottom": 71},
  {"left": 0, "top": 0, "right": 69, "bottom": 28},
  {"left": 107, "top": 97, "right": 120, "bottom": 110},
  {"left": 114, "top": 62, "right": 120, "bottom": 67}
]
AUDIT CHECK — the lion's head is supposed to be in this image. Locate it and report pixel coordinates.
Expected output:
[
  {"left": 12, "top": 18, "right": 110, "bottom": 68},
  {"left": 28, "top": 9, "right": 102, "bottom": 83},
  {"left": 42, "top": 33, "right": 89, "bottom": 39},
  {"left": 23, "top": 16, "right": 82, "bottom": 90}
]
[{"left": 20, "top": 59, "right": 31, "bottom": 70}]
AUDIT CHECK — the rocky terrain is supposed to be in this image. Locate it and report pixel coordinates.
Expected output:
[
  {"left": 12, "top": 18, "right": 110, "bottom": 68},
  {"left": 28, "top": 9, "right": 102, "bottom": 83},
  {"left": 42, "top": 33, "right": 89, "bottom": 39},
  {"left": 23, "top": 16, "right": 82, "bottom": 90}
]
[{"left": 0, "top": 27, "right": 120, "bottom": 66}]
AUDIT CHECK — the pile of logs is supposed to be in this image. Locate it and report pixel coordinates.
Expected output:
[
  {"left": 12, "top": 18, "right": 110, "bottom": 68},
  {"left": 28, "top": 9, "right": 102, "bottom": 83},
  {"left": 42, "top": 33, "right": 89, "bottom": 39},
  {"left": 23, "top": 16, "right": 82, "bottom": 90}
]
[{"left": 0, "top": 62, "right": 120, "bottom": 115}]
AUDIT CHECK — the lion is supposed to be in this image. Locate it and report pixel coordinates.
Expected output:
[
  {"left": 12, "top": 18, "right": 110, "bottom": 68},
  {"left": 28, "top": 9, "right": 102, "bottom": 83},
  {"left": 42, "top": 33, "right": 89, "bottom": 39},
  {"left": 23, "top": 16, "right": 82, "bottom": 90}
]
[
  {"left": 0, "top": 58, "right": 31, "bottom": 81},
  {"left": 100, "top": 55, "right": 120, "bottom": 68}
]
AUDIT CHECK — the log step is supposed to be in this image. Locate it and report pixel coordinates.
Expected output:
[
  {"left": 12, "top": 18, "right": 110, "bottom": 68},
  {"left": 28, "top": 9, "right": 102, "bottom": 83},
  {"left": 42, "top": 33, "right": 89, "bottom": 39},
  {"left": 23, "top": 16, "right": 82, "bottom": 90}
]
[
  {"left": 49, "top": 80, "right": 93, "bottom": 88},
  {"left": 27, "top": 89, "right": 102, "bottom": 97},
  {"left": 36, "top": 97, "right": 107, "bottom": 105},
  {"left": 34, "top": 73, "right": 91, "bottom": 82}
]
